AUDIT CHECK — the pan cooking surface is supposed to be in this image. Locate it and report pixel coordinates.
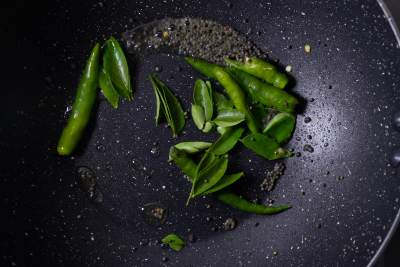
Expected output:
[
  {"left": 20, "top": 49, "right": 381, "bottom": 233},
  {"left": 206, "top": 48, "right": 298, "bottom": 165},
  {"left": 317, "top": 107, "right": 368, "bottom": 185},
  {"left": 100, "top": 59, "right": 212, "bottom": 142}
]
[{"left": 3, "top": 0, "right": 400, "bottom": 266}]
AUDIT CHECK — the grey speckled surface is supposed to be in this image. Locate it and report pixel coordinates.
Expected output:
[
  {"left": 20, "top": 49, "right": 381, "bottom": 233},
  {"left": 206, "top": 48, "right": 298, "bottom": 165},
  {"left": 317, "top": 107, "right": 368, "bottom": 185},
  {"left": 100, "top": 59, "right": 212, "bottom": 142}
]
[{"left": 2, "top": 0, "right": 400, "bottom": 266}]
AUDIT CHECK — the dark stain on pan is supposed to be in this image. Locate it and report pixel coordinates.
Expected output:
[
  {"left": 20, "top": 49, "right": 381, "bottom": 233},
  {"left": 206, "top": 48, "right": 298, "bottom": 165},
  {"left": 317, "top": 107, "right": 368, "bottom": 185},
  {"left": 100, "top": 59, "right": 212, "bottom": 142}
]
[{"left": 2, "top": 0, "right": 400, "bottom": 266}]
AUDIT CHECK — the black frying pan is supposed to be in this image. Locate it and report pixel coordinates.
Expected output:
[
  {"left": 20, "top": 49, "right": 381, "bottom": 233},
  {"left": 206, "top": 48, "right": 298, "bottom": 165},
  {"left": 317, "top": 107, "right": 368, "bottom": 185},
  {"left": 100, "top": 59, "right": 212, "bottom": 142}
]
[{"left": 3, "top": 0, "right": 400, "bottom": 266}]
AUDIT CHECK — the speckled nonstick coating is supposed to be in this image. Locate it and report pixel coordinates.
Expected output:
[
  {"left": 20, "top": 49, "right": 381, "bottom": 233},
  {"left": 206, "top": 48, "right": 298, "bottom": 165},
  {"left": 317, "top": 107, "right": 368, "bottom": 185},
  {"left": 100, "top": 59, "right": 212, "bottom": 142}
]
[{"left": 3, "top": 0, "right": 400, "bottom": 266}]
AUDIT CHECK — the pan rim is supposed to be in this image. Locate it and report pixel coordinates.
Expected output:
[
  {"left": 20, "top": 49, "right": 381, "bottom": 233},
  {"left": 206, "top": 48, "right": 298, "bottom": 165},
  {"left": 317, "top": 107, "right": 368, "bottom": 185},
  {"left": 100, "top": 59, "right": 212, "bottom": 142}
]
[{"left": 368, "top": 2, "right": 400, "bottom": 266}]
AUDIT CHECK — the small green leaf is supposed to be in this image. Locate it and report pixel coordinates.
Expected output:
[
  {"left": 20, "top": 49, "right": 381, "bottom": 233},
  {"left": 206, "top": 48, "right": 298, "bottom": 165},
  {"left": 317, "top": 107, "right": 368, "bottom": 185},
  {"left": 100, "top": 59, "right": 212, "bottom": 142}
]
[
  {"left": 213, "top": 108, "right": 245, "bottom": 127},
  {"left": 149, "top": 75, "right": 185, "bottom": 137},
  {"left": 202, "top": 121, "right": 214, "bottom": 133},
  {"left": 153, "top": 85, "right": 165, "bottom": 125},
  {"left": 161, "top": 234, "right": 185, "bottom": 252},
  {"left": 103, "top": 37, "right": 132, "bottom": 100},
  {"left": 174, "top": 141, "right": 212, "bottom": 154},
  {"left": 213, "top": 91, "right": 233, "bottom": 111},
  {"left": 191, "top": 104, "right": 206, "bottom": 130},
  {"left": 241, "top": 133, "right": 293, "bottom": 160},
  {"left": 201, "top": 172, "right": 244, "bottom": 195},
  {"left": 216, "top": 126, "right": 229, "bottom": 135},
  {"left": 210, "top": 127, "right": 245, "bottom": 155},
  {"left": 263, "top": 113, "right": 296, "bottom": 144},
  {"left": 99, "top": 67, "right": 119, "bottom": 108},
  {"left": 193, "top": 79, "right": 213, "bottom": 121},
  {"left": 192, "top": 155, "right": 229, "bottom": 197}
]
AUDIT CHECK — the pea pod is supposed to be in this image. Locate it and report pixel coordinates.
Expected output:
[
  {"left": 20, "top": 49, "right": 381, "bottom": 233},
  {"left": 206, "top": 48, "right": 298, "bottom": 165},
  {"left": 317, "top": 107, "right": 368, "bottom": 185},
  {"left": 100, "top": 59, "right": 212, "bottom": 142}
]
[
  {"left": 185, "top": 57, "right": 259, "bottom": 133},
  {"left": 57, "top": 43, "right": 100, "bottom": 156},
  {"left": 99, "top": 67, "right": 119, "bottom": 108},
  {"left": 168, "top": 148, "right": 290, "bottom": 214},
  {"left": 225, "top": 57, "right": 288, "bottom": 89},
  {"left": 103, "top": 37, "right": 132, "bottom": 100},
  {"left": 263, "top": 113, "right": 296, "bottom": 144},
  {"left": 215, "top": 190, "right": 291, "bottom": 215},
  {"left": 228, "top": 68, "right": 298, "bottom": 113},
  {"left": 241, "top": 133, "right": 293, "bottom": 160}
]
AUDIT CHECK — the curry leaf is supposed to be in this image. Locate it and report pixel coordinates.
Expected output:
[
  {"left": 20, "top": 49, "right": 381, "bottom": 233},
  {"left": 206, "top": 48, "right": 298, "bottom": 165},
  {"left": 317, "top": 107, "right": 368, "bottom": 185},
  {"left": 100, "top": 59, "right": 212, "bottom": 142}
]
[
  {"left": 103, "top": 37, "right": 132, "bottom": 100},
  {"left": 241, "top": 133, "right": 293, "bottom": 160},
  {"left": 263, "top": 113, "right": 296, "bottom": 144},
  {"left": 201, "top": 172, "right": 244, "bottom": 195},
  {"left": 149, "top": 75, "right": 185, "bottom": 137},
  {"left": 213, "top": 91, "right": 233, "bottom": 111},
  {"left": 175, "top": 141, "right": 212, "bottom": 154},
  {"left": 213, "top": 108, "right": 245, "bottom": 127},
  {"left": 202, "top": 121, "right": 214, "bottom": 133},
  {"left": 161, "top": 234, "right": 185, "bottom": 252},
  {"left": 192, "top": 155, "right": 229, "bottom": 197},
  {"left": 99, "top": 67, "right": 119, "bottom": 108},
  {"left": 191, "top": 104, "right": 205, "bottom": 130},
  {"left": 210, "top": 127, "right": 244, "bottom": 155},
  {"left": 193, "top": 79, "right": 213, "bottom": 121}
]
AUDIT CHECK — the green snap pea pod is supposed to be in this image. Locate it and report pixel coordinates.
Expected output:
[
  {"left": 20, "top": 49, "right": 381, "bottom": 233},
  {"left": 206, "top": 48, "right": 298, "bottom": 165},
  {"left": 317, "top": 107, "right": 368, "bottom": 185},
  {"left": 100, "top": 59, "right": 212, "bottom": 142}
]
[
  {"left": 225, "top": 57, "right": 288, "bottom": 89},
  {"left": 185, "top": 57, "right": 259, "bottom": 133},
  {"left": 168, "top": 147, "right": 290, "bottom": 214},
  {"left": 229, "top": 68, "right": 298, "bottom": 113},
  {"left": 57, "top": 43, "right": 100, "bottom": 156},
  {"left": 215, "top": 190, "right": 291, "bottom": 215}
]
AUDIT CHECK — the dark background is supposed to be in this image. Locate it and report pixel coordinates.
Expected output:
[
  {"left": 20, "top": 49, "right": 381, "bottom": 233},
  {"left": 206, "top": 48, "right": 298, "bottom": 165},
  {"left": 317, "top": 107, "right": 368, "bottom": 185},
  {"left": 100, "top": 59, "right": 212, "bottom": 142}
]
[{"left": 3, "top": 0, "right": 400, "bottom": 266}]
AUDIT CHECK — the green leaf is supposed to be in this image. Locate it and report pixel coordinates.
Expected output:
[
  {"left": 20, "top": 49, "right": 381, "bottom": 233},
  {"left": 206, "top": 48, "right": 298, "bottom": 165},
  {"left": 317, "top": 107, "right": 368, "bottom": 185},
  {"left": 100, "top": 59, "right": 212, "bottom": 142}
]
[
  {"left": 213, "top": 91, "right": 233, "bottom": 111},
  {"left": 213, "top": 108, "right": 245, "bottom": 127},
  {"left": 241, "top": 133, "right": 293, "bottom": 160},
  {"left": 193, "top": 79, "right": 213, "bottom": 121},
  {"left": 149, "top": 75, "right": 185, "bottom": 137},
  {"left": 161, "top": 234, "right": 185, "bottom": 252},
  {"left": 153, "top": 83, "right": 165, "bottom": 125},
  {"left": 174, "top": 141, "right": 212, "bottom": 154},
  {"left": 210, "top": 127, "right": 245, "bottom": 155},
  {"left": 263, "top": 113, "right": 296, "bottom": 144},
  {"left": 202, "top": 121, "right": 214, "bottom": 133},
  {"left": 191, "top": 104, "right": 205, "bottom": 130},
  {"left": 99, "top": 67, "right": 119, "bottom": 108},
  {"left": 201, "top": 172, "right": 244, "bottom": 195},
  {"left": 216, "top": 126, "right": 229, "bottom": 135},
  {"left": 103, "top": 37, "right": 132, "bottom": 100},
  {"left": 192, "top": 155, "right": 229, "bottom": 197}
]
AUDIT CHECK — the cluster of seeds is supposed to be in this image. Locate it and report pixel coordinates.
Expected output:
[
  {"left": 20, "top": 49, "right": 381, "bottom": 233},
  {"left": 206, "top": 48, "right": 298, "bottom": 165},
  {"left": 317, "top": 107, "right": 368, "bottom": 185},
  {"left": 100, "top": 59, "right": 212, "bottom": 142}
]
[
  {"left": 123, "top": 17, "right": 263, "bottom": 64},
  {"left": 260, "top": 162, "right": 285, "bottom": 192}
]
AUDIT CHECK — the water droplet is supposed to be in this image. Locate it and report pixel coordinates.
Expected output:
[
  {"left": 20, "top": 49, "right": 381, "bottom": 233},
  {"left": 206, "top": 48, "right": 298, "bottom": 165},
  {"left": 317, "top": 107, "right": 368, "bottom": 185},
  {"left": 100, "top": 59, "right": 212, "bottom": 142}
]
[
  {"left": 390, "top": 148, "right": 400, "bottom": 167},
  {"left": 64, "top": 105, "right": 72, "bottom": 118},
  {"left": 77, "top": 166, "right": 96, "bottom": 199},
  {"left": 155, "top": 65, "right": 162, "bottom": 72},
  {"left": 303, "top": 144, "right": 314, "bottom": 153},
  {"left": 304, "top": 117, "right": 312, "bottom": 123},
  {"left": 150, "top": 146, "right": 160, "bottom": 157},
  {"left": 142, "top": 203, "right": 167, "bottom": 226},
  {"left": 96, "top": 143, "right": 105, "bottom": 152},
  {"left": 393, "top": 111, "right": 400, "bottom": 131}
]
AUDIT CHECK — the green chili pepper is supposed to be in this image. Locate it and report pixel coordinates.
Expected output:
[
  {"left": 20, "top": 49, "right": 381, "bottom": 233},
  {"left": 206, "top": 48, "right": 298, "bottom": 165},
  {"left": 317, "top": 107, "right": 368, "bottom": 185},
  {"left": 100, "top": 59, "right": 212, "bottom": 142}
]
[
  {"left": 263, "top": 113, "right": 296, "bottom": 144},
  {"left": 241, "top": 133, "right": 293, "bottom": 160},
  {"left": 98, "top": 67, "right": 119, "bottom": 108},
  {"left": 228, "top": 68, "right": 298, "bottom": 113},
  {"left": 168, "top": 147, "right": 290, "bottom": 214},
  {"left": 161, "top": 233, "right": 185, "bottom": 252},
  {"left": 225, "top": 57, "right": 288, "bottom": 89},
  {"left": 57, "top": 43, "right": 100, "bottom": 156},
  {"left": 215, "top": 190, "right": 291, "bottom": 215},
  {"left": 185, "top": 57, "right": 259, "bottom": 133},
  {"left": 103, "top": 37, "right": 132, "bottom": 100}
]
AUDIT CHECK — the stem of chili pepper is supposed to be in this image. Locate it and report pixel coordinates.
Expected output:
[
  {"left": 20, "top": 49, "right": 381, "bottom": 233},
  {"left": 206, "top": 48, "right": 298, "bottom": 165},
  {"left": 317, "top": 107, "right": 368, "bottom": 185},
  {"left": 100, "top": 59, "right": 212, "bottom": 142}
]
[
  {"left": 185, "top": 57, "right": 258, "bottom": 133},
  {"left": 169, "top": 147, "right": 290, "bottom": 214},
  {"left": 225, "top": 57, "right": 288, "bottom": 89},
  {"left": 228, "top": 68, "right": 298, "bottom": 113},
  {"left": 57, "top": 43, "right": 100, "bottom": 156}
]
